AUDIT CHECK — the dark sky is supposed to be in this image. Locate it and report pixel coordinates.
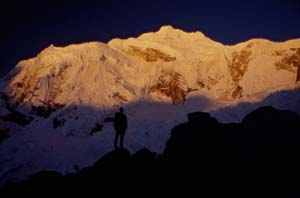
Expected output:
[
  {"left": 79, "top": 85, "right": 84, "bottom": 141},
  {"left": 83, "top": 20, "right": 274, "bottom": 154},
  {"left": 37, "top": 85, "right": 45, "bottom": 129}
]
[{"left": 0, "top": 0, "right": 299, "bottom": 77}]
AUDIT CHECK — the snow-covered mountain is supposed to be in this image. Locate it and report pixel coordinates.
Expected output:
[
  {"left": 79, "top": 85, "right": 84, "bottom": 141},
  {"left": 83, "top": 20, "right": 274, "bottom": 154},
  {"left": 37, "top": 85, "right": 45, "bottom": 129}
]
[
  {"left": 0, "top": 26, "right": 300, "bottom": 185},
  {"left": 2, "top": 25, "right": 300, "bottom": 111}
]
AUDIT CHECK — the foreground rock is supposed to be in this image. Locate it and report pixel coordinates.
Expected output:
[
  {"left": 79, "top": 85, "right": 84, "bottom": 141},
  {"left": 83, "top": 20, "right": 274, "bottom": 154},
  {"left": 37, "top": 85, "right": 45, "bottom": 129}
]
[{"left": 1, "top": 106, "right": 300, "bottom": 195}]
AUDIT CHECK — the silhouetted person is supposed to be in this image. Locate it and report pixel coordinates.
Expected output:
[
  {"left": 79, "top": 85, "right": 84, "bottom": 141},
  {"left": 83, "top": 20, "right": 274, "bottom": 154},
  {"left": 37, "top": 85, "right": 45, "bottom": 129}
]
[{"left": 113, "top": 107, "right": 128, "bottom": 149}]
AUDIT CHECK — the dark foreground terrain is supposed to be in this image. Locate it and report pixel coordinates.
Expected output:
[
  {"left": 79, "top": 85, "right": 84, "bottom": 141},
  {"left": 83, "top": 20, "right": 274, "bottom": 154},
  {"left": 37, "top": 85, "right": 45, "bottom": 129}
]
[{"left": 1, "top": 106, "right": 300, "bottom": 196}]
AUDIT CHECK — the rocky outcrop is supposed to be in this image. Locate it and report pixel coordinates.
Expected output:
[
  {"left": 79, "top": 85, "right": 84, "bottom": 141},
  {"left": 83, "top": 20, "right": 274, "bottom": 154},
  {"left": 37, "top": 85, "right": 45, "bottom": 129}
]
[
  {"left": 225, "top": 44, "right": 252, "bottom": 99},
  {"left": 31, "top": 103, "right": 65, "bottom": 118},
  {"left": 112, "top": 92, "right": 128, "bottom": 102},
  {"left": 6, "top": 62, "right": 70, "bottom": 113},
  {"left": 0, "top": 111, "right": 33, "bottom": 126},
  {"left": 164, "top": 106, "right": 300, "bottom": 162},
  {"left": 9, "top": 72, "right": 39, "bottom": 108},
  {"left": 53, "top": 117, "right": 65, "bottom": 129},
  {"left": 275, "top": 48, "right": 300, "bottom": 82},
  {"left": 127, "top": 46, "right": 176, "bottom": 62},
  {"left": 231, "top": 85, "right": 243, "bottom": 99},
  {"left": 90, "top": 123, "right": 103, "bottom": 135},
  {"left": 149, "top": 70, "right": 187, "bottom": 104},
  {"left": 227, "top": 46, "right": 252, "bottom": 84}
]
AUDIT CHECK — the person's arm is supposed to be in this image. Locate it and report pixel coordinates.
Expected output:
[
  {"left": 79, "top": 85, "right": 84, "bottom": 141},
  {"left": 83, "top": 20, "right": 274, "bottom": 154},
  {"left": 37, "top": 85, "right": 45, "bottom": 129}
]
[{"left": 104, "top": 114, "right": 116, "bottom": 122}]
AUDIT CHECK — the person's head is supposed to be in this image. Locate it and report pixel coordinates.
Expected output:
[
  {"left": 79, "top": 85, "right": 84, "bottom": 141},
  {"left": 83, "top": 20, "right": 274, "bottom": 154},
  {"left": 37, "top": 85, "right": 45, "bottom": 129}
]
[{"left": 119, "top": 107, "right": 124, "bottom": 113}]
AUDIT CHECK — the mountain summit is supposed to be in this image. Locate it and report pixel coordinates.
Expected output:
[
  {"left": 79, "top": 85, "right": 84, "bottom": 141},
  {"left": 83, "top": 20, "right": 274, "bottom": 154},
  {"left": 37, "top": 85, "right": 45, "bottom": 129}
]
[{"left": 1, "top": 26, "right": 299, "bottom": 112}]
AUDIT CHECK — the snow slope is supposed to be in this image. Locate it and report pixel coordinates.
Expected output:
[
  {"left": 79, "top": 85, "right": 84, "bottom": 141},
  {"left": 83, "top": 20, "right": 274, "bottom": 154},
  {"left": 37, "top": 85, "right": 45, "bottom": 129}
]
[{"left": 0, "top": 26, "right": 300, "bottom": 185}]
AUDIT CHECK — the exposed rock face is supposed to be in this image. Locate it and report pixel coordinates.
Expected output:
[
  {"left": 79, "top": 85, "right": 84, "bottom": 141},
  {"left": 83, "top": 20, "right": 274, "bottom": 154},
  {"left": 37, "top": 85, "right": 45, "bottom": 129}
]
[
  {"left": 149, "top": 70, "right": 187, "bottom": 104},
  {"left": 127, "top": 46, "right": 176, "bottom": 62},
  {"left": 0, "top": 111, "right": 33, "bottom": 126},
  {"left": 225, "top": 44, "right": 252, "bottom": 99},
  {"left": 227, "top": 46, "right": 252, "bottom": 84},
  {"left": 275, "top": 48, "right": 300, "bottom": 82},
  {"left": 112, "top": 92, "right": 128, "bottom": 102},
  {"left": 231, "top": 85, "right": 243, "bottom": 99},
  {"left": 31, "top": 103, "right": 65, "bottom": 118}
]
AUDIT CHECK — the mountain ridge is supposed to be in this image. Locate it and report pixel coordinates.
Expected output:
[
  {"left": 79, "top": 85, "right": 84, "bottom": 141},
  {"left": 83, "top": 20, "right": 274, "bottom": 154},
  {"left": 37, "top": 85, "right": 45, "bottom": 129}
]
[
  {"left": 0, "top": 26, "right": 299, "bottom": 186},
  {"left": 2, "top": 26, "right": 299, "bottom": 111}
]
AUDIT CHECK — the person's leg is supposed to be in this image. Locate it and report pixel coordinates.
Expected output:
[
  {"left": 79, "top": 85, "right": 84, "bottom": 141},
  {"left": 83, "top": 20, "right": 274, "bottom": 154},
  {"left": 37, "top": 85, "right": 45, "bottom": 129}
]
[
  {"left": 120, "top": 130, "right": 125, "bottom": 149},
  {"left": 114, "top": 131, "right": 120, "bottom": 149}
]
